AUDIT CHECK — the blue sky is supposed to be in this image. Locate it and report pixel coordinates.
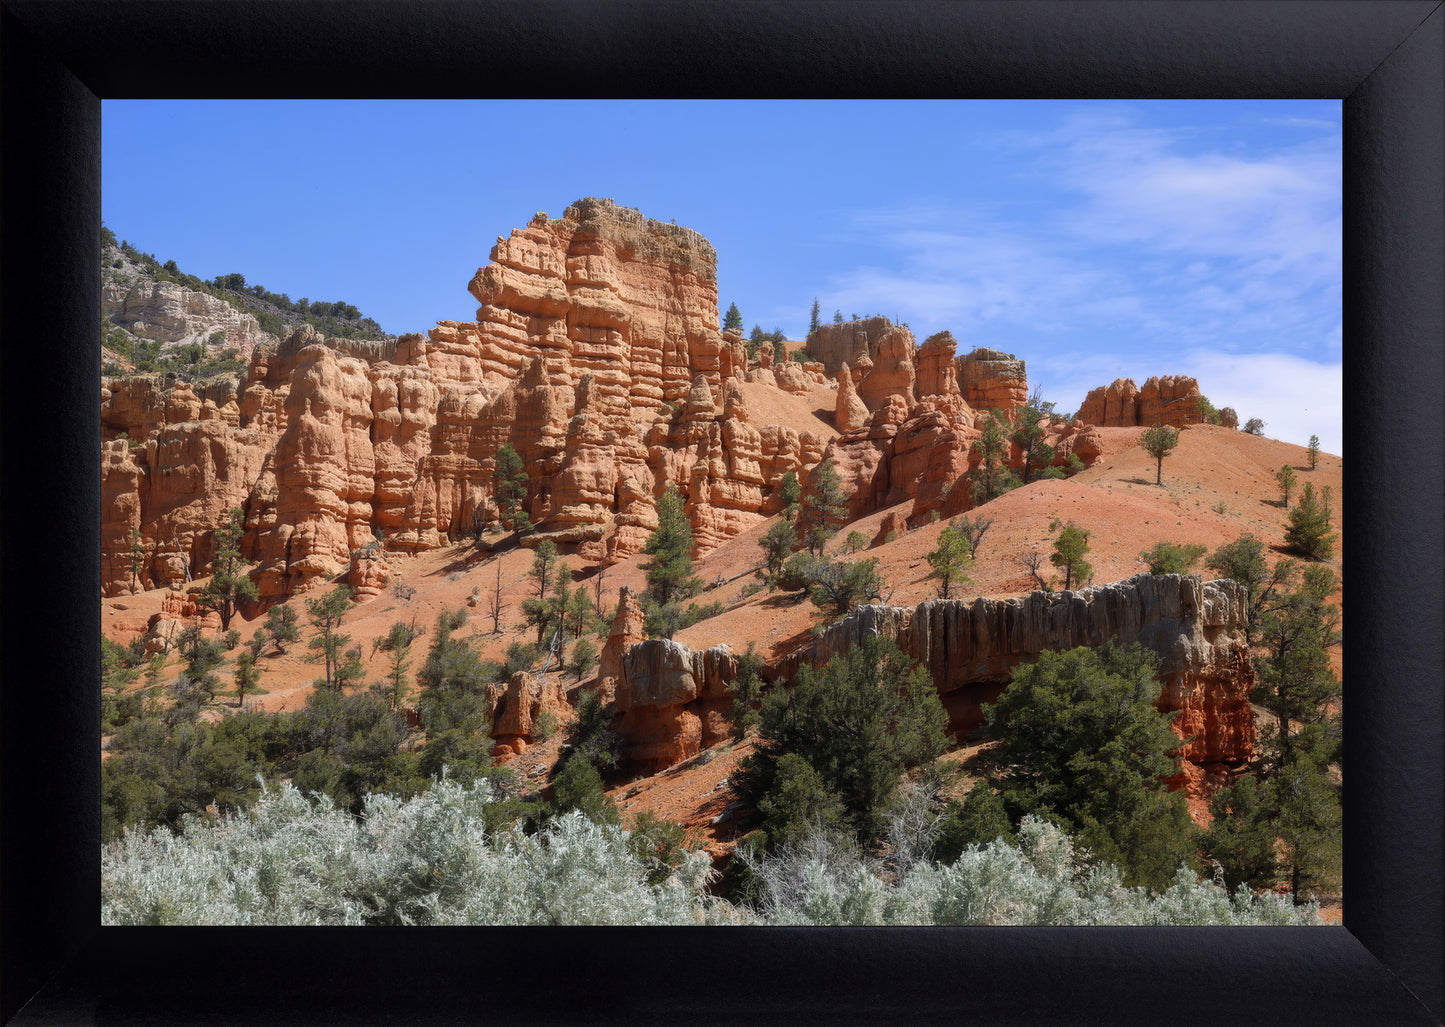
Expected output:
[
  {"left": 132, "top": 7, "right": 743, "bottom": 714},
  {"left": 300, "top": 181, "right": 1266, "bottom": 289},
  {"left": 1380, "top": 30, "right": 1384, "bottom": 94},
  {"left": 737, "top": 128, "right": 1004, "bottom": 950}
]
[{"left": 103, "top": 99, "right": 1341, "bottom": 454}]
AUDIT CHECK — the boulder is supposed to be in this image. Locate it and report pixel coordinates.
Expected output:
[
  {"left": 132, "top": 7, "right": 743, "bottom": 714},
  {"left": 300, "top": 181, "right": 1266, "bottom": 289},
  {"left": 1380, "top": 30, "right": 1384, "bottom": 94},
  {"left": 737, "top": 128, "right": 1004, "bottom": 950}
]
[{"left": 834, "top": 362, "right": 870, "bottom": 432}]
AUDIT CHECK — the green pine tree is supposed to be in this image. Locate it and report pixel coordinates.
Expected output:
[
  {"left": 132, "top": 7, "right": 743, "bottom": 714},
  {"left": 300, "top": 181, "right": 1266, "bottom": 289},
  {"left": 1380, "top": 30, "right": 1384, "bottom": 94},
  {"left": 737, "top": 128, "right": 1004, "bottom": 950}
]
[
  {"left": 969, "top": 412, "right": 1018, "bottom": 505},
  {"left": 493, "top": 443, "right": 531, "bottom": 534},
  {"left": 984, "top": 643, "right": 1198, "bottom": 890},
  {"left": 1050, "top": 523, "right": 1092, "bottom": 591},
  {"left": 797, "top": 460, "right": 848, "bottom": 557},
  {"left": 640, "top": 485, "right": 704, "bottom": 638},
  {"left": 926, "top": 519, "right": 975, "bottom": 599},
  {"left": 305, "top": 586, "right": 354, "bottom": 691},
  {"left": 1283, "top": 483, "right": 1337, "bottom": 561},
  {"left": 196, "top": 507, "right": 258, "bottom": 632}
]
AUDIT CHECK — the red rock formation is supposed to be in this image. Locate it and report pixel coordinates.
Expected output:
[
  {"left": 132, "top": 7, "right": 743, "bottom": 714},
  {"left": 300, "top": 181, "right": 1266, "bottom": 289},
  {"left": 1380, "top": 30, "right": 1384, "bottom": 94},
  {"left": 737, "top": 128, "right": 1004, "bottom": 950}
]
[
  {"left": 834, "top": 362, "right": 869, "bottom": 432},
  {"left": 347, "top": 548, "right": 390, "bottom": 601},
  {"left": 1077, "top": 377, "right": 1140, "bottom": 427},
  {"left": 101, "top": 374, "right": 242, "bottom": 442},
  {"left": 1077, "top": 375, "right": 1204, "bottom": 428},
  {"left": 915, "top": 331, "right": 966, "bottom": 413},
  {"left": 772, "top": 359, "right": 826, "bottom": 394},
  {"left": 597, "top": 585, "right": 647, "bottom": 705},
  {"left": 956, "top": 347, "right": 1027, "bottom": 412},
  {"left": 141, "top": 589, "right": 222, "bottom": 653},
  {"left": 488, "top": 670, "right": 567, "bottom": 756},
  {"left": 539, "top": 374, "right": 621, "bottom": 544},
  {"left": 1139, "top": 375, "right": 1204, "bottom": 427},
  {"left": 250, "top": 344, "right": 379, "bottom": 598},
  {"left": 803, "top": 316, "right": 892, "bottom": 373},
  {"left": 610, "top": 638, "right": 737, "bottom": 773},
  {"left": 467, "top": 197, "right": 723, "bottom": 424},
  {"left": 613, "top": 573, "right": 1255, "bottom": 775},
  {"left": 855, "top": 325, "right": 917, "bottom": 413},
  {"left": 97, "top": 201, "right": 835, "bottom": 596}
]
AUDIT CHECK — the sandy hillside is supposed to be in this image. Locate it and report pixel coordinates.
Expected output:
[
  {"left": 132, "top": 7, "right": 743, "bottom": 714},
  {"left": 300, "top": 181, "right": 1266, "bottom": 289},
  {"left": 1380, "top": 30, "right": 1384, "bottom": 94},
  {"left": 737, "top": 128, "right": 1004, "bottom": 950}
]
[{"left": 101, "top": 417, "right": 1344, "bottom": 868}]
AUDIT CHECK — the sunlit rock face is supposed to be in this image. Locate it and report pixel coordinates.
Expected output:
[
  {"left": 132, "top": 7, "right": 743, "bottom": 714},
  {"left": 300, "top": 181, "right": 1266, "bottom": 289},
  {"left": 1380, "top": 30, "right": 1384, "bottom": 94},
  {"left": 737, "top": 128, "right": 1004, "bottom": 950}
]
[
  {"left": 1077, "top": 375, "right": 1204, "bottom": 428},
  {"left": 99, "top": 200, "right": 832, "bottom": 598},
  {"left": 616, "top": 573, "right": 1255, "bottom": 774}
]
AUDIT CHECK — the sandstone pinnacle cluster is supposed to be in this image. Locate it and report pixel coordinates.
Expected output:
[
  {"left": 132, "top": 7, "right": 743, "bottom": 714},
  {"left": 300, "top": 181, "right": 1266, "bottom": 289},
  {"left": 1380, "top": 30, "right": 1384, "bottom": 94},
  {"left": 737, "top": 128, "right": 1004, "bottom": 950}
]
[
  {"left": 101, "top": 198, "right": 1202, "bottom": 608},
  {"left": 1076, "top": 375, "right": 1204, "bottom": 428}
]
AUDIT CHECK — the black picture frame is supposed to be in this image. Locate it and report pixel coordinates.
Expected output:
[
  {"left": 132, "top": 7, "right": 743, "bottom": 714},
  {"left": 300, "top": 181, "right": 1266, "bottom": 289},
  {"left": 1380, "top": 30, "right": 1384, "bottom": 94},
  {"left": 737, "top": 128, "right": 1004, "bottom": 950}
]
[{"left": 3, "top": 2, "right": 1440, "bottom": 1024}]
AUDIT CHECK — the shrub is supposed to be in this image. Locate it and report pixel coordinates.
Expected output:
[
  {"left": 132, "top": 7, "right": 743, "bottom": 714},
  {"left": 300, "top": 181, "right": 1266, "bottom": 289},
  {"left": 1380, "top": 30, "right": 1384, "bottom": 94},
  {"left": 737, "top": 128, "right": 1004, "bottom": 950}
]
[
  {"left": 1139, "top": 541, "right": 1208, "bottom": 575},
  {"left": 502, "top": 641, "right": 541, "bottom": 677},
  {"left": 626, "top": 811, "right": 691, "bottom": 886},
  {"left": 804, "top": 557, "right": 884, "bottom": 618},
  {"left": 551, "top": 757, "right": 621, "bottom": 828},
  {"left": 564, "top": 688, "right": 619, "bottom": 771},
  {"left": 102, "top": 779, "right": 728, "bottom": 926},
  {"left": 737, "top": 637, "right": 947, "bottom": 846},
  {"left": 100, "top": 782, "right": 1323, "bottom": 926}
]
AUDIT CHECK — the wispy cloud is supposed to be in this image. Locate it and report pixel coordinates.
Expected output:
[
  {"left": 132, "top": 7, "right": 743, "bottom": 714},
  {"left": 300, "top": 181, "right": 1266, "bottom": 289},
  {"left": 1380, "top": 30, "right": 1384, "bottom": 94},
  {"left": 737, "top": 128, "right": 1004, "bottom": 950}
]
[
  {"left": 1178, "top": 350, "right": 1342, "bottom": 455},
  {"left": 1027, "top": 348, "right": 1343, "bottom": 458},
  {"left": 814, "top": 108, "right": 1341, "bottom": 454},
  {"left": 1262, "top": 116, "right": 1341, "bottom": 131},
  {"left": 822, "top": 108, "right": 1340, "bottom": 372}
]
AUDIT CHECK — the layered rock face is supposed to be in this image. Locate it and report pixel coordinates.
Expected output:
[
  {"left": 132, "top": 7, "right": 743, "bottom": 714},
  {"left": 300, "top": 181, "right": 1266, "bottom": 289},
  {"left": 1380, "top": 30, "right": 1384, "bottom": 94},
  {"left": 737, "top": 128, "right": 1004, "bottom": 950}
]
[
  {"left": 104, "top": 278, "right": 270, "bottom": 357},
  {"left": 487, "top": 671, "right": 568, "bottom": 757},
  {"left": 611, "top": 573, "right": 1255, "bottom": 774},
  {"left": 1077, "top": 375, "right": 1203, "bottom": 428},
  {"left": 803, "top": 316, "right": 893, "bottom": 373},
  {"left": 465, "top": 196, "right": 725, "bottom": 424},
  {"left": 610, "top": 638, "right": 738, "bottom": 773},
  {"left": 956, "top": 347, "right": 1028, "bottom": 412},
  {"left": 793, "top": 573, "right": 1255, "bottom": 764},
  {"left": 102, "top": 374, "right": 242, "bottom": 441},
  {"left": 100, "top": 200, "right": 823, "bottom": 598}
]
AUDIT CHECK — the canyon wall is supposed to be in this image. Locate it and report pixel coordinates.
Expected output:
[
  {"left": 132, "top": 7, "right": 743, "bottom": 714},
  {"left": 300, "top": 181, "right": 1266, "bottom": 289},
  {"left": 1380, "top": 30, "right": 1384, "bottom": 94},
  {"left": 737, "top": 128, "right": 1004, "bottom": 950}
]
[
  {"left": 99, "top": 200, "right": 821, "bottom": 598},
  {"left": 608, "top": 573, "right": 1255, "bottom": 773}
]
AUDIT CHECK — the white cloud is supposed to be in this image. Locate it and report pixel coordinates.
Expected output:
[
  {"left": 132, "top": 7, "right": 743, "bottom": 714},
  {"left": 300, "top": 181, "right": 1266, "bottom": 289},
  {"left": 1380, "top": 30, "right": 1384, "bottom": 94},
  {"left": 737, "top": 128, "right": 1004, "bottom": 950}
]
[
  {"left": 1178, "top": 350, "right": 1342, "bottom": 454},
  {"left": 1029, "top": 350, "right": 1342, "bottom": 457},
  {"left": 814, "top": 109, "right": 1341, "bottom": 422}
]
